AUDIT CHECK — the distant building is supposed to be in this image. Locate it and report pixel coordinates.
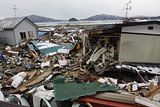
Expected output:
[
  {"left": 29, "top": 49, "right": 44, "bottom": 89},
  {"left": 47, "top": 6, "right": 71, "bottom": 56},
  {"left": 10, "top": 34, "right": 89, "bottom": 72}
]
[{"left": 0, "top": 17, "right": 37, "bottom": 45}]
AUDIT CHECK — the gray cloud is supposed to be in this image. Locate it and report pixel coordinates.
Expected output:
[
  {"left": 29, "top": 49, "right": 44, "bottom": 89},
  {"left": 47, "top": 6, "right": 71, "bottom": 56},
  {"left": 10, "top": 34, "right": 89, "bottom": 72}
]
[{"left": 0, "top": 0, "right": 159, "bottom": 19}]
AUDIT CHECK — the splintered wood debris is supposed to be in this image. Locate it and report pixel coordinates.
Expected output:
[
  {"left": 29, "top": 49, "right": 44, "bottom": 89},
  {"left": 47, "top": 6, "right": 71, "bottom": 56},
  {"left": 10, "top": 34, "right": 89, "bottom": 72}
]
[{"left": 0, "top": 25, "right": 160, "bottom": 107}]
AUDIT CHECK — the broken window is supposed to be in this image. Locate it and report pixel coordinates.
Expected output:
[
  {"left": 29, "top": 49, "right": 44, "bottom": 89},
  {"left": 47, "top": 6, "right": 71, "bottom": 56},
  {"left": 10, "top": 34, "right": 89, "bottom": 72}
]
[
  {"left": 148, "top": 26, "right": 153, "bottom": 30},
  {"left": 28, "top": 31, "right": 34, "bottom": 38},
  {"left": 20, "top": 32, "right": 26, "bottom": 40}
]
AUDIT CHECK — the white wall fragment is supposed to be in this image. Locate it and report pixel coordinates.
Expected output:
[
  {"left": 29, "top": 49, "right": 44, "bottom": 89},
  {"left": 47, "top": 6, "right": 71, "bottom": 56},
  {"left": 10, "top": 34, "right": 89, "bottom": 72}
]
[
  {"left": 11, "top": 72, "right": 27, "bottom": 80},
  {"left": 41, "top": 61, "right": 50, "bottom": 68},
  {"left": 118, "top": 84, "right": 127, "bottom": 89},
  {"left": 98, "top": 77, "right": 118, "bottom": 86},
  {"left": 98, "top": 78, "right": 106, "bottom": 83},
  {"left": 11, "top": 76, "right": 23, "bottom": 88},
  {"left": 132, "top": 83, "right": 138, "bottom": 91},
  {"left": 58, "top": 59, "right": 68, "bottom": 66},
  {"left": 11, "top": 72, "right": 27, "bottom": 88},
  {"left": 57, "top": 48, "right": 70, "bottom": 54}
]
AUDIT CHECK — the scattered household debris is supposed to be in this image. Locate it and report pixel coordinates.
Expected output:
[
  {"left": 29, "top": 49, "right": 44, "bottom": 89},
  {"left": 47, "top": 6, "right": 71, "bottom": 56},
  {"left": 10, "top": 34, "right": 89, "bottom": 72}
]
[{"left": 0, "top": 22, "right": 160, "bottom": 107}]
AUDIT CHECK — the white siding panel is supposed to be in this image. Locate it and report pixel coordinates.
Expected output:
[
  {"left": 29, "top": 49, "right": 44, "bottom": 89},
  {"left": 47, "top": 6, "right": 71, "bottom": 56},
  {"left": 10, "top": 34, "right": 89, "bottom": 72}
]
[
  {"left": 0, "top": 30, "right": 15, "bottom": 45},
  {"left": 122, "top": 24, "right": 160, "bottom": 35},
  {"left": 119, "top": 33, "right": 160, "bottom": 63}
]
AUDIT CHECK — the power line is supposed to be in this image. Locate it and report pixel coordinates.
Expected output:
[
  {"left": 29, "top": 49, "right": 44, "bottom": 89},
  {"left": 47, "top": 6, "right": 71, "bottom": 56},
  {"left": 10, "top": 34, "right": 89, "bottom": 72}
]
[
  {"left": 12, "top": 4, "right": 17, "bottom": 17},
  {"left": 124, "top": 1, "right": 132, "bottom": 19}
]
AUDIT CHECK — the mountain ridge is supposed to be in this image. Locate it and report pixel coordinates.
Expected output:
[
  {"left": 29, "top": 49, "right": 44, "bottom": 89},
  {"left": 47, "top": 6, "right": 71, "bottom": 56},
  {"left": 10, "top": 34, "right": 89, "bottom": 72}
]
[
  {"left": 27, "top": 14, "right": 160, "bottom": 23},
  {"left": 81, "top": 14, "right": 124, "bottom": 21},
  {"left": 27, "top": 15, "right": 62, "bottom": 22}
]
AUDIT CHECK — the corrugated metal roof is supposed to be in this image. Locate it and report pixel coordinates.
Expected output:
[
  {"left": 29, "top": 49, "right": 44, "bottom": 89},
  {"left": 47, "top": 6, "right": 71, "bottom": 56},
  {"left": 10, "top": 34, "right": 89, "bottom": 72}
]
[
  {"left": 94, "top": 21, "right": 160, "bottom": 33},
  {"left": 31, "top": 41, "right": 75, "bottom": 57},
  {"left": 54, "top": 76, "right": 116, "bottom": 101},
  {"left": 0, "top": 17, "right": 25, "bottom": 29}
]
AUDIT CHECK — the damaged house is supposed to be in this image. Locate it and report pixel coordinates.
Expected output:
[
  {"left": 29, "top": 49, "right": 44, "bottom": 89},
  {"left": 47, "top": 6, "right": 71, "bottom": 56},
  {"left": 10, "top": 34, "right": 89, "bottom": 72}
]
[
  {"left": 119, "top": 21, "right": 160, "bottom": 63},
  {"left": 89, "top": 21, "right": 160, "bottom": 63},
  {"left": 0, "top": 17, "right": 37, "bottom": 45},
  {"left": 88, "top": 21, "right": 160, "bottom": 77}
]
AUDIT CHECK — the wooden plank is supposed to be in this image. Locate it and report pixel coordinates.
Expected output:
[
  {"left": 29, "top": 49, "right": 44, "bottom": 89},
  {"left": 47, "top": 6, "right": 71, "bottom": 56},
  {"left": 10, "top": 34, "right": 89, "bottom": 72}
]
[
  {"left": 28, "top": 70, "right": 38, "bottom": 80},
  {"left": 9, "top": 75, "right": 38, "bottom": 94},
  {"left": 149, "top": 82, "right": 155, "bottom": 92},
  {"left": 80, "top": 68, "right": 100, "bottom": 81},
  {"left": 28, "top": 49, "right": 37, "bottom": 58},
  {"left": 86, "top": 102, "right": 93, "bottom": 107},
  {"left": 148, "top": 90, "right": 160, "bottom": 100},
  {"left": 90, "top": 30, "right": 103, "bottom": 35},
  {"left": 94, "top": 36, "right": 120, "bottom": 38},
  {"left": 92, "top": 92, "right": 135, "bottom": 104},
  {"left": 9, "top": 71, "right": 51, "bottom": 94},
  {"left": 148, "top": 85, "right": 160, "bottom": 100},
  {"left": 43, "top": 55, "right": 49, "bottom": 63},
  {"left": 78, "top": 97, "right": 141, "bottom": 107},
  {"left": 117, "top": 40, "right": 120, "bottom": 55},
  {"left": 86, "top": 47, "right": 106, "bottom": 64},
  {"left": 26, "top": 71, "right": 51, "bottom": 87}
]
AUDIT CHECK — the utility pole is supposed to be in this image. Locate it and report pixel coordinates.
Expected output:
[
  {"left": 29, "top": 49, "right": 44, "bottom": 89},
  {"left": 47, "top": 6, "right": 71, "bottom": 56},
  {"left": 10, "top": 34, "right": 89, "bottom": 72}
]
[
  {"left": 125, "top": 1, "right": 131, "bottom": 19},
  {"left": 12, "top": 4, "right": 17, "bottom": 17}
]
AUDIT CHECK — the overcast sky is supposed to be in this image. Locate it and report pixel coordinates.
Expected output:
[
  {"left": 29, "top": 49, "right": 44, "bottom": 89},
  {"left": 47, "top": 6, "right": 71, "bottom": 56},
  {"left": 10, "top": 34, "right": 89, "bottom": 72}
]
[{"left": 0, "top": 0, "right": 159, "bottom": 20}]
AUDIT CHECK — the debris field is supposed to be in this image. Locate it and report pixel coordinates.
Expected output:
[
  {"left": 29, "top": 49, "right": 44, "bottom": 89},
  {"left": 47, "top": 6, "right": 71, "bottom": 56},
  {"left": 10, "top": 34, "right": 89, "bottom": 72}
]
[{"left": 0, "top": 24, "right": 160, "bottom": 107}]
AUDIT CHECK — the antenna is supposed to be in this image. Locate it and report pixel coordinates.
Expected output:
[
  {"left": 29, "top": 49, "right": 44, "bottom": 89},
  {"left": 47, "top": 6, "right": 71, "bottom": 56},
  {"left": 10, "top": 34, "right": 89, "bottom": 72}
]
[
  {"left": 125, "top": 1, "right": 132, "bottom": 19},
  {"left": 12, "top": 4, "right": 17, "bottom": 17}
]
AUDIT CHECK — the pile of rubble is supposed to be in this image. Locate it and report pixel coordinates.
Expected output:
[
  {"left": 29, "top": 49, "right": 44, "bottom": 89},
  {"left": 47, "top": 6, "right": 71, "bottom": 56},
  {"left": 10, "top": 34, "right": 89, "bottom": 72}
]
[{"left": 0, "top": 25, "right": 160, "bottom": 107}]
